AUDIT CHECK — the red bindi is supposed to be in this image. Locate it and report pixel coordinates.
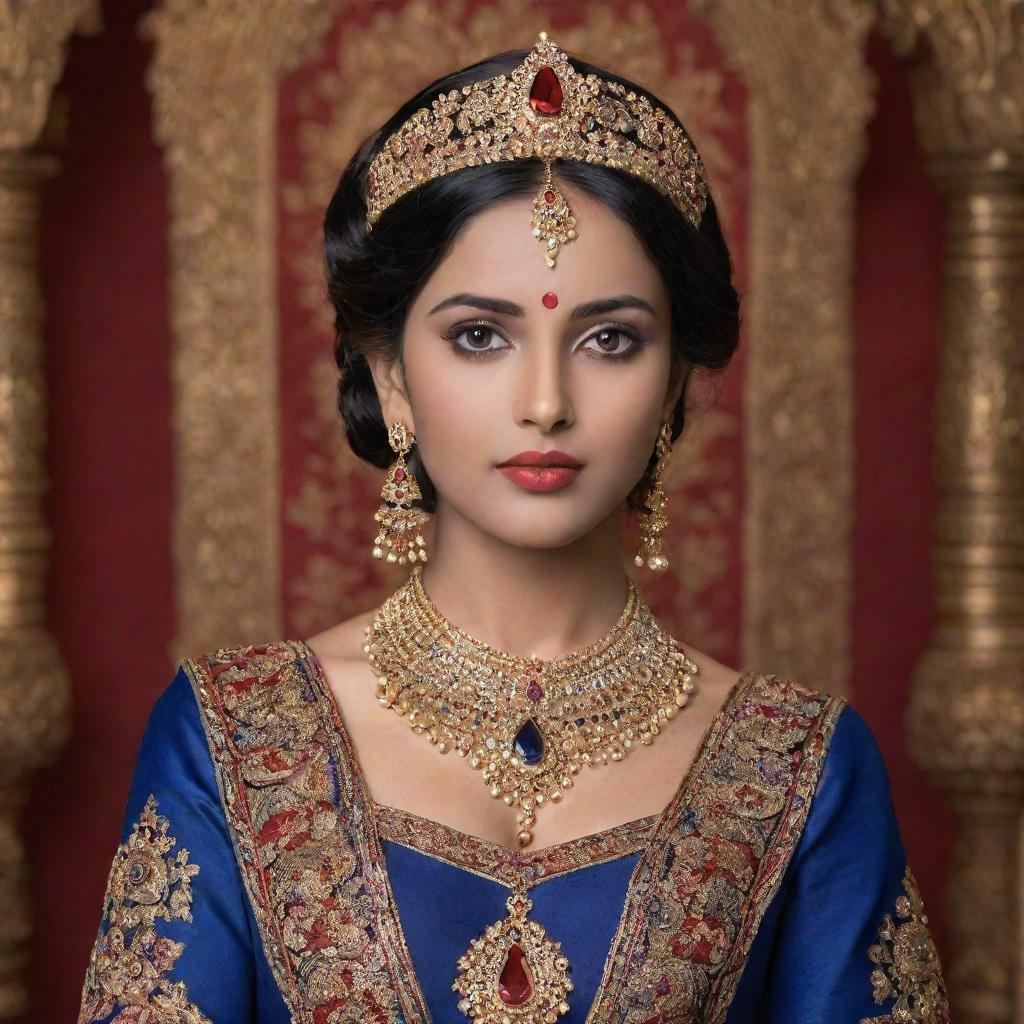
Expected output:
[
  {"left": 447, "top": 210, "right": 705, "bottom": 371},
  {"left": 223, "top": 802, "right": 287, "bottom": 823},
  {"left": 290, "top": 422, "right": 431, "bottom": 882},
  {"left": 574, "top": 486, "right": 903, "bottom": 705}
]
[{"left": 541, "top": 291, "right": 558, "bottom": 309}]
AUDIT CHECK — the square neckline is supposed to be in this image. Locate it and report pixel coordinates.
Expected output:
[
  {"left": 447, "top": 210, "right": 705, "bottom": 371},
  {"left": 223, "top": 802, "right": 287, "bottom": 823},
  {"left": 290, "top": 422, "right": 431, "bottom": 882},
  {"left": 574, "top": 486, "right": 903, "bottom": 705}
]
[
  {"left": 294, "top": 637, "right": 759, "bottom": 1023},
  {"left": 294, "top": 637, "right": 757, "bottom": 860}
]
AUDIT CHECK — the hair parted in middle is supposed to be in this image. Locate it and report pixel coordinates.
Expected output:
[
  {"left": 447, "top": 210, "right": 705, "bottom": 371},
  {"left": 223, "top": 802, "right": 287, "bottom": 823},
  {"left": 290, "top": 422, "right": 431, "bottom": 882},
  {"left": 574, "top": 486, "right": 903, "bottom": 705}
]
[{"left": 323, "top": 45, "right": 741, "bottom": 518}]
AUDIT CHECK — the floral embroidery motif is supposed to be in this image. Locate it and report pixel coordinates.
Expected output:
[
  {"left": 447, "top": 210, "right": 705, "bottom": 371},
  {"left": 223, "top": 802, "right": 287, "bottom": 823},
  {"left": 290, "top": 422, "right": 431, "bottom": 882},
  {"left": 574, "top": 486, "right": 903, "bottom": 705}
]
[
  {"left": 593, "top": 674, "right": 847, "bottom": 1024},
  {"left": 860, "top": 865, "right": 950, "bottom": 1023},
  {"left": 78, "top": 794, "right": 207, "bottom": 1024},
  {"left": 184, "top": 640, "right": 846, "bottom": 1024},
  {"left": 184, "top": 641, "right": 429, "bottom": 1024}
]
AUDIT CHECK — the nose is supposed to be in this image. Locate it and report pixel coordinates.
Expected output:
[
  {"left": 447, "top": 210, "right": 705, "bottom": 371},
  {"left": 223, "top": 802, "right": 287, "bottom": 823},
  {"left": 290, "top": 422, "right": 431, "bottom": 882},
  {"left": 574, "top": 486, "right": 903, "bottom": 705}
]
[{"left": 513, "top": 340, "right": 575, "bottom": 432}]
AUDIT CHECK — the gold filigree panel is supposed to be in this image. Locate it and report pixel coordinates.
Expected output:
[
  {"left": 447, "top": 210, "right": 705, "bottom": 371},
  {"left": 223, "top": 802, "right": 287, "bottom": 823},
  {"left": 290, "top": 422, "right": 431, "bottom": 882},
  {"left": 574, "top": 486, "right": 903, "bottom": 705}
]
[
  {"left": 280, "top": 0, "right": 743, "bottom": 648},
  {"left": 693, "top": 0, "right": 877, "bottom": 694},
  {"left": 142, "top": 0, "right": 341, "bottom": 657}
]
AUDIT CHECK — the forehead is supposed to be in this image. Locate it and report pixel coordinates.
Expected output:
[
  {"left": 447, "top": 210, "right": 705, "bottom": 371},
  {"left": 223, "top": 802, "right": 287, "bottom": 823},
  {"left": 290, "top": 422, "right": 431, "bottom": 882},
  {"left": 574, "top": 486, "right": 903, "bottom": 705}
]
[{"left": 414, "top": 182, "right": 667, "bottom": 313}]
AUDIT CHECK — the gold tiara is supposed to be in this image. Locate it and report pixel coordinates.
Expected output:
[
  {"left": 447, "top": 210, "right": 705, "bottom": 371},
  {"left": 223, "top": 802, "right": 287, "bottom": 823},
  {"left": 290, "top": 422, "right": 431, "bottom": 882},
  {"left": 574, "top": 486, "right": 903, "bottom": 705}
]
[{"left": 365, "top": 31, "right": 708, "bottom": 268}]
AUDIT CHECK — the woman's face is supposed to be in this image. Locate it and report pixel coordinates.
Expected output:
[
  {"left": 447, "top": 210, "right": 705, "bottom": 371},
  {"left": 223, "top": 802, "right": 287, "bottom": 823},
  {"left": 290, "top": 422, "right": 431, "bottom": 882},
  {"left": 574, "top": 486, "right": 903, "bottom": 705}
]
[{"left": 369, "top": 180, "right": 684, "bottom": 551}]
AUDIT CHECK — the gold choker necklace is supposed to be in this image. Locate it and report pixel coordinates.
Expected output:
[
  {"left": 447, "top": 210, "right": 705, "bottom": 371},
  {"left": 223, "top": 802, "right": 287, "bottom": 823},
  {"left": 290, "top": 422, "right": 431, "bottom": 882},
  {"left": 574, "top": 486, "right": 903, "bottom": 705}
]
[
  {"left": 362, "top": 563, "right": 700, "bottom": 847},
  {"left": 364, "top": 564, "right": 699, "bottom": 1022}
]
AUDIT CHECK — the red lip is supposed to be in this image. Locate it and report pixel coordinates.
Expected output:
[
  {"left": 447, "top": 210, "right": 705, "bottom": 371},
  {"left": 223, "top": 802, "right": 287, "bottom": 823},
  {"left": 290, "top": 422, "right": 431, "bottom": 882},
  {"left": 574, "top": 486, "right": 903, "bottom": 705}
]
[
  {"left": 497, "top": 449, "right": 584, "bottom": 468},
  {"left": 498, "top": 466, "right": 581, "bottom": 492}
]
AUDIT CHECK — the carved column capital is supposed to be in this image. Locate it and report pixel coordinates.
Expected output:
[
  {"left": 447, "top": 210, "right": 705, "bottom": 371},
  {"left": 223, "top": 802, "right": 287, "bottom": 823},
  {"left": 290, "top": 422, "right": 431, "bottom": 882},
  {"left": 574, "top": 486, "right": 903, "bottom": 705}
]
[
  {"left": 0, "top": 0, "right": 100, "bottom": 149},
  {"left": 877, "top": 0, "right": 1024, "bottom": 178}
]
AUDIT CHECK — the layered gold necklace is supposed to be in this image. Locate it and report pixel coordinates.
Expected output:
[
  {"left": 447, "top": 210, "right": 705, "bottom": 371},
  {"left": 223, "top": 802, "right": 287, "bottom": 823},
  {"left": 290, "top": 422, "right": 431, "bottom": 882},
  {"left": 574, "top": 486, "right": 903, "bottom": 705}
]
[{"left": 363, "top": 564, "right": 700, "bottom": 1022}]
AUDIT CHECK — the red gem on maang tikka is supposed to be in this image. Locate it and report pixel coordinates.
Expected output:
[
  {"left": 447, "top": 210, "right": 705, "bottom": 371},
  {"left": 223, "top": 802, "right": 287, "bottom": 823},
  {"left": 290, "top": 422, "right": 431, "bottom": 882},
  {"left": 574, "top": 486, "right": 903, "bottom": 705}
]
[
  {"left": 542, "top": 292, "right": 558, "bottom": 309},
  {"left": 529, "top": 66, "right": 563, "bottom": 116}
]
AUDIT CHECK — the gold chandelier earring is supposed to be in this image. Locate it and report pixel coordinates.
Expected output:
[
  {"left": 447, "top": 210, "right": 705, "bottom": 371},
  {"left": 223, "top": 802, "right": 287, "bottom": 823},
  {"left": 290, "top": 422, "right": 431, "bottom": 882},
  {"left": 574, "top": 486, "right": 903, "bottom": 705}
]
[
  {"left": 372, "top": 421, "right": 430, "bottom": 565},
  {"left": 634, "top": 421, "right": 673, "bottom": 572}
]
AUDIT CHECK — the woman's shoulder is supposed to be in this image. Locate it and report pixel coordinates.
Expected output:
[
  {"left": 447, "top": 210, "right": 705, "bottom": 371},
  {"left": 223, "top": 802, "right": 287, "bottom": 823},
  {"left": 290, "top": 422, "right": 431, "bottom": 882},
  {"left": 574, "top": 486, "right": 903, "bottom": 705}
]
[
  {"left": 738, "top": 668, "right": 886, "bottom": 786},
  {"left": 707, "top": 656, "right": 849, "bottom": 736},
  {"left": 730, "top": 667, "right": 897, "bottom": 837},
  {"left": 179, "top": 638, "right": 302, "bottom": 671},
  {"left": 162, "top": 641, "right": 324, "bottom": 743},
  {"left": 730, "top": 661, "right": 887, "bottom": 784},
  {"left": 176, "top": 608, "right": 381, "bottom": 680},
  {"left": 176, "top": 636, "right": 334, "bottom": 690},
  {"left": 707, "top": 663, "right": 889, "bottom": 808}
]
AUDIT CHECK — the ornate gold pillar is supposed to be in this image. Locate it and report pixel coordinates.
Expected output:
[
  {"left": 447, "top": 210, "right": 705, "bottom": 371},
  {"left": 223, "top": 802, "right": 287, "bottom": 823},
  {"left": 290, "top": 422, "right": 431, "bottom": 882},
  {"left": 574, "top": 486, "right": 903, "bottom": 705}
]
[
  {"left": 0, "top": 1, "right": 99, "bottom": 1017},
  {"left": 877, "top": 4, "right": 1024, "bottom": 1021}
]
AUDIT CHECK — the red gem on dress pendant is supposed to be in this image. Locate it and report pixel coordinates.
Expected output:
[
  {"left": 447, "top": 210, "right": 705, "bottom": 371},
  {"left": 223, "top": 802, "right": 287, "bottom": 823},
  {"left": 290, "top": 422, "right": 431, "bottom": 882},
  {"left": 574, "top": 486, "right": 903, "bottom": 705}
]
[
  {"left": 526, "top": 679, "right": 543, "bottom": 700},
  {"left": 498, "top": 943, "right": 534, "bottom": 1005},
  {"left": 529, "top": 67, "right": 563, "bottom": 116},
  {"left": 541, "top": 292, "right": 558, "bottom": 309}
]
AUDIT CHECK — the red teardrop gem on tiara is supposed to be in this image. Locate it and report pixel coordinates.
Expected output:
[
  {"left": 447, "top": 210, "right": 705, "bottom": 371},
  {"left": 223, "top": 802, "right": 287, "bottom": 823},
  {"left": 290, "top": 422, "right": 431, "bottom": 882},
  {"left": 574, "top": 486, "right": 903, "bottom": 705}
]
[{"left": 529, "top": 67, "right": 563, "bottom": 116}]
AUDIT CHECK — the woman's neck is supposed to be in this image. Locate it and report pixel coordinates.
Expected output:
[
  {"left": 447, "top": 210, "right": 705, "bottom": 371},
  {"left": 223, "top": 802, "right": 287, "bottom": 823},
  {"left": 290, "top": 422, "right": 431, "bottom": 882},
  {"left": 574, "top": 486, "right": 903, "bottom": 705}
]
[{"left": 418, "top": 505, "right": 634, "bottom": 661}]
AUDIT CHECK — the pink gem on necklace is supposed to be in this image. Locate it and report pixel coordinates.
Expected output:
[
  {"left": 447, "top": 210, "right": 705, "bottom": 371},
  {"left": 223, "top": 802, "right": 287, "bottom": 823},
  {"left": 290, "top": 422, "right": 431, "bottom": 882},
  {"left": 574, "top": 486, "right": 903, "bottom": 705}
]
[{"left": 526, "top": 679, "right": 543, "bottom": 701}]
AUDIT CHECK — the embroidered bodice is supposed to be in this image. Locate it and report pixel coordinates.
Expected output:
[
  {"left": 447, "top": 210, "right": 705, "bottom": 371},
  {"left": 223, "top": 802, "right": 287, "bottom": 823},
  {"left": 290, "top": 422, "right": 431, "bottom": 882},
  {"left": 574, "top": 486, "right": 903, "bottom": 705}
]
[{"left": 77, "top": 639, "right": 950, "bottom": 1024}]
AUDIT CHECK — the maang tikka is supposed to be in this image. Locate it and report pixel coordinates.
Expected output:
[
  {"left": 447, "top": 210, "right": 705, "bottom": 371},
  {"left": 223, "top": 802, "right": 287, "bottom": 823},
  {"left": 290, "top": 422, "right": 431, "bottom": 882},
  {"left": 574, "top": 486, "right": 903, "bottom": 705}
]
[
  {"left": 634, "top": 421, "right": 673, "bottom": 572},
  {"left": 372, "top": 421, "right": 430, "bottom": 564},
  {"left": 364, "top": 31, "right": 709, "bottom": 269}
]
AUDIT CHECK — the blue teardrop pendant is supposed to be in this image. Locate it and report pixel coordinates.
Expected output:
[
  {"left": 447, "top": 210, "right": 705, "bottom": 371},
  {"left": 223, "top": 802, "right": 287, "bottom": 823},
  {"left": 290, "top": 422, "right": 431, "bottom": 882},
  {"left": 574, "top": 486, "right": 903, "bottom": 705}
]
[{"left": 514, "top": 717, "right": 545, "bottom": 766}]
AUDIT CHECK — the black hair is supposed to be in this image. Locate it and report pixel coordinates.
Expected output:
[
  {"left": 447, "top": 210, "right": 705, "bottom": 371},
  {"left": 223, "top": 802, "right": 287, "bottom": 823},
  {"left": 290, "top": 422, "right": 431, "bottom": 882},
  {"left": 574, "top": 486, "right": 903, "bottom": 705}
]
[{"left": 323, "top": 47, "right": 740, "bottom": 514}]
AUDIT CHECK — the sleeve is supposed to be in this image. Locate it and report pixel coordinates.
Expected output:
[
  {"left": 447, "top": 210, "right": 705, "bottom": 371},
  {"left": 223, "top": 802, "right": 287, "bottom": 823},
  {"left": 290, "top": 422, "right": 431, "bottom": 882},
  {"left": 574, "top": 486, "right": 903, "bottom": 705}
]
[
  {"left": 77, "top": 664, "right": 258, "bottom": 1024},
  {"left": 754, "top": 704, "right": 950, "bottom": 1023}
]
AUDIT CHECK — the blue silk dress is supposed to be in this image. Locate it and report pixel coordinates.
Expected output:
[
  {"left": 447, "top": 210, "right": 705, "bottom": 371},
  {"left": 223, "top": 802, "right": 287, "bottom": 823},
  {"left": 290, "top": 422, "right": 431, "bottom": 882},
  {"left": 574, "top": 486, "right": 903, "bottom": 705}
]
[{"left": 77, "top": 639, "right": 949, "bottom": 1023}]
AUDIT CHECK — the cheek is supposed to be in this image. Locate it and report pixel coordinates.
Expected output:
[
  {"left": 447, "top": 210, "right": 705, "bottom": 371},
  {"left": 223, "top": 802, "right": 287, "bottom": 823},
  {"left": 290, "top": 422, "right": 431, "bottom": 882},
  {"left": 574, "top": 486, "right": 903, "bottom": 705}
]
[
  {"left": 600, "top": 405, "right": 663, "bottom": 492},
  {"left": 578, "top": 358, "right": 670, "bottom": 463},
  {"left": 401, "top": 337, "right": 499, "bottom": 461}
]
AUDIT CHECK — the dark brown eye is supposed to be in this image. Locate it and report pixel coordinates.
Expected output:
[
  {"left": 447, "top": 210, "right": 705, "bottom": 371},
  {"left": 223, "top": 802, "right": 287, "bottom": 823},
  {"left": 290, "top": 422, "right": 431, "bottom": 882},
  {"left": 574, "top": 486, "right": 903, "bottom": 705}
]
[
  {"left": 582, "top": 327, "right": 645, "bottom": 360},
  {"left": 463, "top": 326, "right": 493, "bottom": 349},
  {"left": 443, "top": 322, "right": 509, "bottom": 360},
  {"left": 595, "top": 329, "right": 623, "bottom": 352}
]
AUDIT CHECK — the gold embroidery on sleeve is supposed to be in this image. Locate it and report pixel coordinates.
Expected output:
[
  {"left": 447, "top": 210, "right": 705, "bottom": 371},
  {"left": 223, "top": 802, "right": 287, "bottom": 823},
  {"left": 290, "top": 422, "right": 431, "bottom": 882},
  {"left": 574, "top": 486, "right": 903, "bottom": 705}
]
[
  {"left": 859, "top": 865, "right": 950, "bottom": 1023},
  {"left": 78, "top": 794, "right": 210, "bottom": 1024}
]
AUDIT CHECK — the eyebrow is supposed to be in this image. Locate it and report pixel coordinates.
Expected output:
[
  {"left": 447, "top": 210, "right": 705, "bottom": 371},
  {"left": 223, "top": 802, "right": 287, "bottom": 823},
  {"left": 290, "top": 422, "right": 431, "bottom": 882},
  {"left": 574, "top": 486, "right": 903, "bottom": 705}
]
[{"left": 427, "top": 292, "right": 657, "bottom": 320}]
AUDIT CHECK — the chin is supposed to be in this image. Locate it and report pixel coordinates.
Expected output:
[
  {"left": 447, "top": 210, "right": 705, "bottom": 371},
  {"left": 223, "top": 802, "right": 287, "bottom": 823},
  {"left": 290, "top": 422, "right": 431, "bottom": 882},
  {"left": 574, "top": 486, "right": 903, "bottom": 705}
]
[{"left": 493, "top": 507, "right": 621, "bottom": 549}]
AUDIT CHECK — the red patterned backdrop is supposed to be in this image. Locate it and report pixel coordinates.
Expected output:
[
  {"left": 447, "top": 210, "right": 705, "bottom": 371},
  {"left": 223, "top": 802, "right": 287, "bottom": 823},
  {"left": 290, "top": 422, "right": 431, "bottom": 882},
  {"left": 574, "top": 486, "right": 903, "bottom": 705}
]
[{"left": 28, "top": 2, "right": 949, "bottom": 1019}]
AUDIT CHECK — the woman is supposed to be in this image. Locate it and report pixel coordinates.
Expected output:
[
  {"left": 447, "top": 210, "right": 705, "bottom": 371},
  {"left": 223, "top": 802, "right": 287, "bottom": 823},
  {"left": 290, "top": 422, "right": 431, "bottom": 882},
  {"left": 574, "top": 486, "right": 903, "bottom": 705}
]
[{"left": 77, "top": 34, "right": 949, "bottom": 1024}]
